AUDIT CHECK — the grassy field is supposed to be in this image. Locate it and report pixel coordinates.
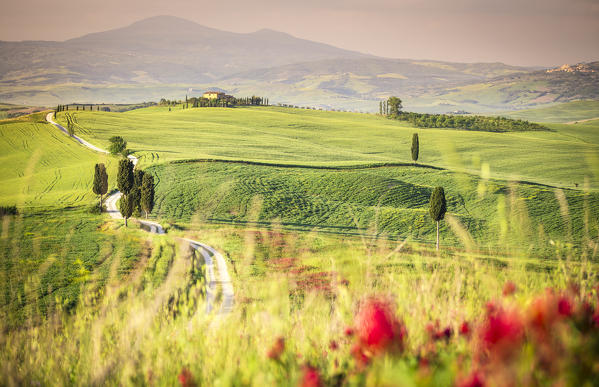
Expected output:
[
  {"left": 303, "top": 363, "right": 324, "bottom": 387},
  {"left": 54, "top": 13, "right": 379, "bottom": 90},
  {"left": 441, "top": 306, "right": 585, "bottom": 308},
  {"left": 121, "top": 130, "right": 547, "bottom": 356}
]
[
  {"left": 499, "top": 100, "right": 599, "bottom": 123},
  {"left": 0, "top": 208, "right": 148, "bottom": 330},
  {"left": 56, "top": 106, "right": 599, "bottom": 190},
  {"left": 0, "top": 112, "right": 118, "bottom": 208},
  {"left": 1, "top": 106, "right": 598, "bottom": 385},
  {"left": 1, "top": 222, "right": 597, "bottom": 385},
  {"left": 148, "top": 161, "right": 599, "bottom": 251}
]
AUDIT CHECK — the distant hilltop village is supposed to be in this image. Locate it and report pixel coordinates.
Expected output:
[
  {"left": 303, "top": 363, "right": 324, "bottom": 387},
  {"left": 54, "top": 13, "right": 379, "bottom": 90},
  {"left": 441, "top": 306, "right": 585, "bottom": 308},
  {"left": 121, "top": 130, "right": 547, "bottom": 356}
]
[{"left": 546, "top": 63, "right": 596, "bottom": 73}]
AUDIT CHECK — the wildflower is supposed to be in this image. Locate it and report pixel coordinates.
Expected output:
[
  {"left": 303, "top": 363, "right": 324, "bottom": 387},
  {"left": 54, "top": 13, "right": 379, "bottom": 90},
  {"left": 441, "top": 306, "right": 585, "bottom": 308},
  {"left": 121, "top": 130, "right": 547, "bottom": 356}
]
[
  {"left": 267, "top": 337, "right": 285, "bottom": 360},
  {"left": 459, "top": 321, "right": 471, "bottom": 337},
  {"left": 502, "top": 281, "right": 517, "bottom": 296},
  {"left": 457, "top": 370, "right": 485, "bottom": 387},
  {"left": 557, "top": 296, "right": 573, "bottom": 317},
  {"left": 479, "top": 305, "right": 523, "bottom": 360},
  {"left": 178, "top": 368, "right": 196, "bottom": 387},
  {"left": 300, "top": 365, "right": 323, "bottom": 387},
  {"left": 329, "top": 340, "right": 339, "bottom": 351},
  {"left": 441, "top": 326, "right": 453, "bottom": 340},
  {"left": 355, "top": 297, "right": 407, "bottom": 355},
  {"left": 350, "top": 343, "right": 370, "bottom": 368}
]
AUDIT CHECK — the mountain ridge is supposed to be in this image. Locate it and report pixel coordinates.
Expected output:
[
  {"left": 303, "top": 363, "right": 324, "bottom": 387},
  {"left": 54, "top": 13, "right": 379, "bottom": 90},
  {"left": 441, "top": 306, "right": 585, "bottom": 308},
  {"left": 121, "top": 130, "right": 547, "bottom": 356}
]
[{"left": 1, "top": 15, "right": 596, "bottom": 112}]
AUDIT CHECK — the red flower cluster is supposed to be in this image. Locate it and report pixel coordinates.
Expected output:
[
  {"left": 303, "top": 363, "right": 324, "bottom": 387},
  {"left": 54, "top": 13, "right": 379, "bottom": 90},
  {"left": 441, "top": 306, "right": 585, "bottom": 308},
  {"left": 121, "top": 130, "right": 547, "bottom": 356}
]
[
  {"left": 350, "top": 297, "right": 407, "bottom": 365},
  {"left": 478, "top": 303, "right": 524, "bottom": 361}
]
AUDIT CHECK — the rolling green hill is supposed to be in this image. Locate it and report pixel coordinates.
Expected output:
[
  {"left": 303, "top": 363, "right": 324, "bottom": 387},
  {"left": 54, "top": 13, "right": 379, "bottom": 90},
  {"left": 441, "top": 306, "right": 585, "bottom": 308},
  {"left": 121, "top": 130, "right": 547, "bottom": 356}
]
[
  {"left": 56, "top": 106, "right": 599, "bottom": 190},
  {"left": 52, "top": 105, "right": 599, "bottom": 249},
  {"left": 0, "top": 112, "right": 117, "bottom": 208},
  {"left": 148, "top": 160, "right": 599, "bottom": 248}
]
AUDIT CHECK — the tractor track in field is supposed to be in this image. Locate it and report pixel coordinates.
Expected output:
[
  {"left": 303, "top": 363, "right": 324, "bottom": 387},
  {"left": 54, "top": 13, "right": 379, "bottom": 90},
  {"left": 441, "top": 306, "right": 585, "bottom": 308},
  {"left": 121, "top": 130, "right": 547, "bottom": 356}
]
[{"left": 45, "top": 112, "right": 233, "bottom": 315}]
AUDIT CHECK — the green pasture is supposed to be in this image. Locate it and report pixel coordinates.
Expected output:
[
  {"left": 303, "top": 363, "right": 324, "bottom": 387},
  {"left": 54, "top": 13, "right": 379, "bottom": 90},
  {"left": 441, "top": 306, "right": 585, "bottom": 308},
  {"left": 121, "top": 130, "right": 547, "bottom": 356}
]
[
  {"left": 148, "top": 161, "right": 599, "bottom": 250},
  {"left": 0, "top": 208, "right": 146, "bottom": 330},
  {"left": 56, "top": 106, "right": 599, "bottom": 190},
  {"left": 0, "top": 113, "right": 117, "bottom": 208},
  {"left": 1, "top": 221, "right": 597, "bottom": 384},
  {"left": 1, "top": 105, "right": 598, "bottom": 384}
]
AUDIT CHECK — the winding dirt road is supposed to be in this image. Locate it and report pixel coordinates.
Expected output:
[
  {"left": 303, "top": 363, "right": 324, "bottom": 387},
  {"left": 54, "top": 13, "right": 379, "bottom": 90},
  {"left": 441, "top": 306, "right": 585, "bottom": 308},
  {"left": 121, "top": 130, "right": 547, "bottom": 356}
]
[{"left": 45, "top": 112, "right": 233, "bottom": 314}]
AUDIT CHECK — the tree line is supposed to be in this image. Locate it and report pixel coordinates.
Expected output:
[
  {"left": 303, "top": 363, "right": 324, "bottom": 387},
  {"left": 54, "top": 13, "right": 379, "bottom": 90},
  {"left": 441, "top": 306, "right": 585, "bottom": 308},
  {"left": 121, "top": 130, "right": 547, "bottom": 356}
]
[
  {"left": 56, "top": 104, "right": 102, "bottom": 113},
  {"left": 92, "top": 136, "right": 155, "bottom": 226},
  {"left": 161, "top": 95, "right": 269, "bottom": 109},
  {"left": 116, "top": 159, "right": 155, "bottom": 226},
  {"left": 379, "top": 96, "right": 549, "bottom": 132}
]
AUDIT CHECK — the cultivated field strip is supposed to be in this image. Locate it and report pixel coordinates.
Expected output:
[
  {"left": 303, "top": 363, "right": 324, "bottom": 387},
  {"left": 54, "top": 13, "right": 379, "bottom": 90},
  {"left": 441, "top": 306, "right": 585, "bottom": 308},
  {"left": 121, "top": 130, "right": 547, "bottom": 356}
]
[
  {"left": 148, "top": 160, "right": 599, "bottom": 247},
  {"left": 55, "top": 106, "right": 599, "bottom": 189},
  {"left": 0, "top": 113, "right": 116, "bottom": 207}
]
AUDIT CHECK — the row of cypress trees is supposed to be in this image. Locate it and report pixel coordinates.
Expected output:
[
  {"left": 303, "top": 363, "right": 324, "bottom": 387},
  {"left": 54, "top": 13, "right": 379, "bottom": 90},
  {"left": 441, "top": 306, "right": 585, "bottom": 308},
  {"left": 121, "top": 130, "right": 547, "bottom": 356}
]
[
  {"left": 116, "top": 159, "right": 155, "bottom": 226},
  {"left": 92, "top": 159, "right": 155, "bottom": 226}
]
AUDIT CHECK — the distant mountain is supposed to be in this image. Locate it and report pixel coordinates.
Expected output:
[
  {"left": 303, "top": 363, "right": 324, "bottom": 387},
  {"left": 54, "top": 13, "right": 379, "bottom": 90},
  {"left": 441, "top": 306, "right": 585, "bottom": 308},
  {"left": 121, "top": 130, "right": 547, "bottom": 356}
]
[
  {"left": 0, "top": 15, "right": 365, "bottom": 86},
  {"left": 1, "top": 15, "right": 596, "bottom": 113}
]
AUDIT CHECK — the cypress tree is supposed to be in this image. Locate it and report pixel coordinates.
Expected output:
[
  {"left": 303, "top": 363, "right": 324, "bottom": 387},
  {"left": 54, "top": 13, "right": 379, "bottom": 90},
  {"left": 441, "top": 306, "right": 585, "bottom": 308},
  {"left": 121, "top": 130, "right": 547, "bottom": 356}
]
[
  {"left": 99, "top": 163, "right": 108, "bottom": 206},
  {"left": 130, "top": 170, "right": 145, "bottom": 216},
  {"left": 141, "top": 173, "right": 155, "bottom": 219},
  {"left": 119, "top": 194, "right": 134, "bottom": 227},
  {"left": 429, "top": 187, "right": 447, "bottom": 251},
  {"left": 117, "top": 159, "right": 134, "bottom": 195},
  {"left": 92, "top": 163, "right": 109, "bottom": 210},
  {"left": 411, "top": 133, "right": 419, "bottom": 164},
  {"left": 93, "top": 164, "right": 103, "bottom": 209}
]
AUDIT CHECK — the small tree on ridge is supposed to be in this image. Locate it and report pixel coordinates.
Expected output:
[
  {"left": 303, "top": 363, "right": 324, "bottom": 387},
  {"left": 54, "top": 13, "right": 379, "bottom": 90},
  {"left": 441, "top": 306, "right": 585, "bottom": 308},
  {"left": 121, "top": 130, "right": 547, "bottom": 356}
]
[
  {"left": 411, "top": 133, "right": 419, "bottom": 165},
  {"left": 429, "top": 186, "right": 447, "bottom": 251}
]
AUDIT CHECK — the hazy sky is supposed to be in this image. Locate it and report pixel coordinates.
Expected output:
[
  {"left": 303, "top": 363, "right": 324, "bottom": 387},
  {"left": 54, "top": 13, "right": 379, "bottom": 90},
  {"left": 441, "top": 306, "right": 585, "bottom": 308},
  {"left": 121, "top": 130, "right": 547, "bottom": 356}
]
[{"left": 1, "top": 0, "right": 598, "bottom": 66}]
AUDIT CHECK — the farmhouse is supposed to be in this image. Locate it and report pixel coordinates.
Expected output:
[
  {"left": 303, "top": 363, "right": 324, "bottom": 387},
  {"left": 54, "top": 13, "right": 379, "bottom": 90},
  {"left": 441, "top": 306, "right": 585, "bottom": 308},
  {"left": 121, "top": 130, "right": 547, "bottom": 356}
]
[{"left": 203, "top": 91, "right": 226, "bottom": 99}]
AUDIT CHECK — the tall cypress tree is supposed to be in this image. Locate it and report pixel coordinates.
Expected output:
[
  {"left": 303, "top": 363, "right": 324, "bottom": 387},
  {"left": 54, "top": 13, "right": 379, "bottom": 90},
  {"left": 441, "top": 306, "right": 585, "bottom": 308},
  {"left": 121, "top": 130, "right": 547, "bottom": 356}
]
[
  {"left": 119, "top": 194, "right": 134, "bottom": 227},
  {"left": 141, "top": 173, "right": 155, "bottom": 219},
  {"left": 429, "top": 187, "right": 447, "bottom": 251},
  {"left": 411, "top": 133, "right": 419, "bottom": 164},
  {"left": 130, "top": 170, "right": 145, "bottom": 216},
  {"left": 117, "top": 159, "right": 134, "bottom": 226},
  {"left": 99, "top": 163, "right": 108, "bottom": 206},
  {"left": 93, "top": 164, "right": 103, "bottom": 209},
  {"left": 117, "top": 159, "right": 134, "bottom": 195},
  {"left": 92, "top": 163, "right": 109, "bottom": 210}
]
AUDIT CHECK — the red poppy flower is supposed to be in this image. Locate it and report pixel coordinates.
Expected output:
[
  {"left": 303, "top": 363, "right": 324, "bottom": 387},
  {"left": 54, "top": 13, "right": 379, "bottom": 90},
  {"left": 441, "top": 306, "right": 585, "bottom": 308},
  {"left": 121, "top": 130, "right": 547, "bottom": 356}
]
[
  {"left": 557, "top": 296, "right": 573, "bottom": 317},
  {"left": 300, "top": 365, "right": 323, "bottom": 387},
  {"left": 267, "top": 337, "right": 285, "bottom": 360},
  {"left": 460, "top": 321, "right": 471, "bottom": 336},
  {"left": 457, "top": 370, "right": 485, "bottom": 387},
  {"left": 480, "top": 306, "right": 523, "bottom": 360},
  {"left": 329, "top": 340, "right": 339, "bottom": 351},
  {"left": 503, "top": 281, "right": 517, "bottom": 297},
  {"left": 350, "top": 343, "right": 370, "bottom": 368},
  {"left": 178, "top": 368, "right": 196, "bottom": 387},
  {"left": 354, "top": 297, "right": 407, "bottom": 355}
]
